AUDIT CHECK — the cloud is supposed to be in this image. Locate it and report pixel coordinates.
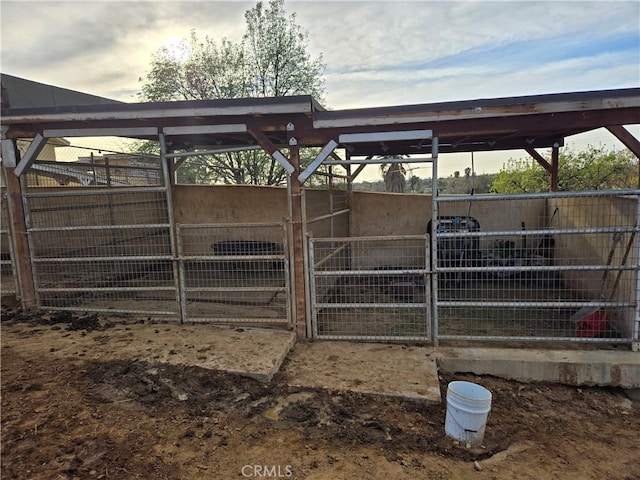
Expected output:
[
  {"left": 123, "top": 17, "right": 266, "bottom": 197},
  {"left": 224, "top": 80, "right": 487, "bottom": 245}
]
[{"left": 1, "top": 0, "right": 638, "bottom": 108}]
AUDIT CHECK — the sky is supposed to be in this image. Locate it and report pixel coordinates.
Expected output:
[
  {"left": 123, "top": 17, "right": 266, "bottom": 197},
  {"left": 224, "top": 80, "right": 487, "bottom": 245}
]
[{"left": 1, "top": 0, "right": 639, "bottom": 178}]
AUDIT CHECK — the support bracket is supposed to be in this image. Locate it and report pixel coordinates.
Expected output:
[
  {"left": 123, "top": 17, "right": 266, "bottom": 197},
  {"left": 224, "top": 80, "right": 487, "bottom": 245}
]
[
  {"left": 14, "top": 133, "right": 47, "bottom": 177},
  {"left": 298, "top": 140, "right": 338, "bottom": 184}
]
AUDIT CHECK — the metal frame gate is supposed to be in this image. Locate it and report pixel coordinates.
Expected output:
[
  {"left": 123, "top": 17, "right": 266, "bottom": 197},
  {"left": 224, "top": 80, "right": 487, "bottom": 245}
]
[
  {"left": 308, "top": 235, "right": 432, "bottom": 341},
  {"left": 177, "top": 222, "right": 292, "bottom": 326},
  {"left": 433, "top": 190, "right": 640, "bottom": 344},
  {"left": 22, "top": 179, "right": 180, "bottom": 317}
]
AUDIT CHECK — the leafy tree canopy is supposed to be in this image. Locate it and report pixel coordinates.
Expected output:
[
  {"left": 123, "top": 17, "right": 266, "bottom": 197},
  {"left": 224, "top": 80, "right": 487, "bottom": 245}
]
[
  {"left": 137, "top": 0, "right": 326, "bottom": 185},
  {"left": 490, "top": 146, "right": 638, "bottom": 193}
]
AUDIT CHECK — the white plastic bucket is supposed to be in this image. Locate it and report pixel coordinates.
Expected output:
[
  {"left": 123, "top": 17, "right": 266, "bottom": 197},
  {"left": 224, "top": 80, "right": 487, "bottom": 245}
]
[{"left": 445, "top": 381, "right": 492, "bottom": 446}]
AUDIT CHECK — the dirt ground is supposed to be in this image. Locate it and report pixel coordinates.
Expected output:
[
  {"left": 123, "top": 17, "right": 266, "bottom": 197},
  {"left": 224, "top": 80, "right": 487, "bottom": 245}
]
[{"left": 1, "top": 308, "right": 639, "bottom": 480}]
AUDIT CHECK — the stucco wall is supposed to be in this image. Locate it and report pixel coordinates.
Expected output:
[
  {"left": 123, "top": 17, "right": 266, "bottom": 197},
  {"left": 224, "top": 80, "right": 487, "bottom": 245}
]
[
  {"left": 550, "top": 195, "right": 637, "bottom": 337},
  {"left": 173, "top": 185, "right": 288, "bottom": 224},
  {"left": 351, "top": 191, "right": 547, "bottom": 243}
]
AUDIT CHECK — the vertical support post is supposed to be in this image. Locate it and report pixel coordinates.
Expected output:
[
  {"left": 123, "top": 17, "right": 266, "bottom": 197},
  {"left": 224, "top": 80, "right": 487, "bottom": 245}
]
[
  {"left": 159, "top": 132, "right": 184, "bottom": 323},
  {"left": 302, "top": 192, "right": 313, "bottom": 338},
  {"left": 1, "top": 140, "right": 36, "bottom": 308},
  {"left": 346, "top": 152, "right": 353, "bottom": 239},
  {"left": 308, "top": 236, "right": 318, "bottom": 339},
  {"left": 430, "top": 137, "right": 439, "bottom": 346},
  {"left": 550, "top": 143, "right": 560, "bottom": 192},
  {"left": 634, "top": 194, "right": 640, "bottom": 347},
  {"left": 289, "top": 142, "right": 308, "bottom": 339}
]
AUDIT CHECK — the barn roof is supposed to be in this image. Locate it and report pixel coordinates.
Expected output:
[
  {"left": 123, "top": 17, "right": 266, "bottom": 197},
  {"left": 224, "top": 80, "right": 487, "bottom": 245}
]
[{"left": 2, "top": 75, "right": 639, "bottom": 159}]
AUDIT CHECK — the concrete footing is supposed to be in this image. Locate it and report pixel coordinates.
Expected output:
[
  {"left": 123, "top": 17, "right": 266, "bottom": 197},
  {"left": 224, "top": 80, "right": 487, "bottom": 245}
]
[{"left": 436, "top": 348, "right": 640, "bottom": 388}]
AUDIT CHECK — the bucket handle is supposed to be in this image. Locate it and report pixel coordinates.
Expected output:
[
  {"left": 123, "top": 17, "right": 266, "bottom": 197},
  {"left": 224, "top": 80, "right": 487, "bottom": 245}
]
[{"left": 448, "top": 409, "right": 491, "bottom": 434}]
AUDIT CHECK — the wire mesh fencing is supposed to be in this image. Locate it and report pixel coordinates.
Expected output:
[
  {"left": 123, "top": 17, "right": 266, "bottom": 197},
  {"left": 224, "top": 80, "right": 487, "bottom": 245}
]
[
  {"left": 21, "top": 140, "right": 163, "bottom": 188},
  {"left": 1, "top": 189, "right": 18, "bottom": 296},
  {"left": 309, "top": 235, "right": 431, "bottom": 341},
  {"left": 22, "top": 145, "right": 178, "bottom": 317},
  {"left": 434, "top": 190, "right": 639, "bottom": 343},
  {"left": 177, "top": 223, "right": 290, "bottom": 325}
]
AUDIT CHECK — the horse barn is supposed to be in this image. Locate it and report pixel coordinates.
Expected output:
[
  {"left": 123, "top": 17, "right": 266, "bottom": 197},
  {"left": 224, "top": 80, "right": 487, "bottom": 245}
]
[{"left": 1, "top": 75, "right": 639, "bottom": 350}]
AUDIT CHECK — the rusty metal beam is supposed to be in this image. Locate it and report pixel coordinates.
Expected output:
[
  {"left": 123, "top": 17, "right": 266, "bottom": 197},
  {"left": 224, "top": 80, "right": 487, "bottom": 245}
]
[
  {"left": 248, "top": 128, "right": 294, "bottom": 174},
  {"left": 550, "top": 144, "right": 560, "bottom": 192},
  {"left": 606, "top": 125, "right": 640, "bottom": 159},
  {"left": 525, "top": 147, "right": 552, "bottom": 172},
  {"left": 287, "top": 144, "right": 307, "bottom": 338}
]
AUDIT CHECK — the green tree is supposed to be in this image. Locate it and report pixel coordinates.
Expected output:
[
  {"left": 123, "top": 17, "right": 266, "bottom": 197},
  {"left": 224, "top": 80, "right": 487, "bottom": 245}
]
[
  {"left": 490, "top": 146, "right": 638, "bottom": 193},
  {"left": 137, "top": 0, "right": 326, "bottom": 185}
]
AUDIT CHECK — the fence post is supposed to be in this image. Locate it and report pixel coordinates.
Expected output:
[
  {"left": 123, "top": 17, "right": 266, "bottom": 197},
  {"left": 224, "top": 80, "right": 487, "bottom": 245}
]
[
  {"left": 1, "top": 139, "right": 36, "bottom": 308},
  {"left": 289, "top": 143, "right": 308, "bottom": 339}
]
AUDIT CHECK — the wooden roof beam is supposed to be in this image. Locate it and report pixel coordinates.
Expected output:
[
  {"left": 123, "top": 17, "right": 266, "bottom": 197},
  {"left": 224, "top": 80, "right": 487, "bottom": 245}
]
[{"left": 606, "top": 125, "right": 640, "bottom": 159}]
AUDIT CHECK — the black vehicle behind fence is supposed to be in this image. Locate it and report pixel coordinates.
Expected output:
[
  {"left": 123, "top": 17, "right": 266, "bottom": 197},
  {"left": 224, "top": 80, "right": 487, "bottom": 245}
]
[{"left": 427, "top": 216, "right": 481, "bottom": 284}]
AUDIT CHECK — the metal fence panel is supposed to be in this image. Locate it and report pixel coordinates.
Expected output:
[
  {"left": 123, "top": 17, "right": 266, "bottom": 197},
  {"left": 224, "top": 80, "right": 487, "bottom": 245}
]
[
  {"left": 177, "top": 223, "right": 291, "bottom": 325},
  {"left": 309, "top": 235, "right": 431, "bottom": 341},
  {"left": 434, "top": 190, "right": 639, "bottom": 343},
  {"left": 24, "top": 186, "right": 178, "bottom": 316},
  {"left": 1, "top": 189, "right": 18, "bottom": 297}
]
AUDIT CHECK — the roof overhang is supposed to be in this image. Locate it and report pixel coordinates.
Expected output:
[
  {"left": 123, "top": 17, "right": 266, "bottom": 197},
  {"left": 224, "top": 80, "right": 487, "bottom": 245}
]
[{"left": 1, "top": 87, "right": 638, "bottom": 157}]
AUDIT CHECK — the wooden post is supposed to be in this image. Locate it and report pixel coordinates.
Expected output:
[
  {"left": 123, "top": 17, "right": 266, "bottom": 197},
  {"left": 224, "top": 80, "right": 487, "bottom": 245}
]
[
  {"left": 1, "top": 140, "right": 36, "bottom": 308},
  {"left": 550, "top": 145, "right": 559, "bottom": 191},
  {"left": 289, "top": 143, "right": 308, "bottom": 339}
]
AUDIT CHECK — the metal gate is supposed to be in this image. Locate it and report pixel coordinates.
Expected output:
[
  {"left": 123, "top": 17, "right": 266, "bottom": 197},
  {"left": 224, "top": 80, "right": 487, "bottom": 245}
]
[
  {"left": 23, "top": 183, "right": 180, "bottom": 318},
  {"left": 433, "top": 190, "right": 640, "bottom": 344},
  {"left": 177, "top": 223, "right": 291, "bottom": 326},
  {"left": 309, "top": 235, "right": 432, "bottom": 341}
]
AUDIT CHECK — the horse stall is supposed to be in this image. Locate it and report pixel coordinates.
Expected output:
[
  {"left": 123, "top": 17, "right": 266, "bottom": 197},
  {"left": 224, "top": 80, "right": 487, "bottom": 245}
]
[{"left": 306, "top": 186, "right": 639, "bottom": 345}]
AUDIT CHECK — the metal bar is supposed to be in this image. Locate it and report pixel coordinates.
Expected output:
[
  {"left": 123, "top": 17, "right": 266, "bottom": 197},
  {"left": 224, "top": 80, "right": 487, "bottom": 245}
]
[
  {"left": 184, "top": 286, "right": 287, "bottom": 293},
  {"left": 176, "top": 225, "right": 188, "bottom": 325},
  {"left": 179, "top": 254, "right": 285, "bottom": 261},
  {"left": 282, "top": 222, "right": 293, "bottom": 328},
  {"left": 165, "top": 145, "right": 259, "bottom": 159},
  {"left": 635, "top": 195, "right": 640, "bottom": 342},
  {"left": 162, "top": 124, "right": 247, "bottom": 136},
  {"left": 424, "top": 236, "right": 432, "bottom": 340},
  {"left": 312, "top": 241, "right": 349, "bottom": 269},
  {"left": 313, "top": 234, "right": 428, "bottom": 242},
  {"left": 14, "top": 133, "right": 47, "bottom": 177},
  {"left": 315, "top": 334, "right": 428, "bottom": 342},
  {"left": 33, "top": 256, "right": 173, "bottom": 262},
  {"left": 299, "top": 139, "right": 338, "bottom": 183},
  {"left": 43, "top": 127, "right": 158, "bottom": 138},
  {"left": 339, "top": 129, "right": 433, "bottom": 143},
  {"left": 308, "top": 237, "right": 318, "bottom": 339},
  {"left": 434, "top": 189, "right": 640, "bottom": 202},
  {"left": 23, "top": 186, "right": 168, "bottom": 197},
  {"left": 439, "top": 265, "right": 637, "bottom": 272},
  {"left": 437, "top": 226, "right": 639, "bottom": 238},
  {"left": 438, "top": 300, "right": 633, "bottom": 308},
  {"left": 313, "top": 268, "right": 429, "bottom": 276},
  {"left": 159, "top": 132, "right": 184, "bottom": 324},
  {"left": 323, "top": 156, "right": 434, "bottom": 166},
  {"left": 316, "top": 302, "right": 429, "bottom": 309},
  {"left": 177, "top": 222, "right": 286, "bottom": 229},
  {"left": 437, "top": 334, "right": 631, "bottom": 343},
  {"left": 431, "top": 136, "right": 440, "bottom": 345},
  {"left": 306, "top": 209, "right": 350, "bottom": 224},
  {"left": 20, "top": 172, "right": 39, "bottom": 306},
  {"left": 41, "top": 305, "right": 178, "bottom": 316},
  {"left": 39, "top": 287, "right": 176, "bottom": 293},
  {"left": 28, "top": 224, "right": 171, "bottom": 232},
  {"left": 183, "top": 317, "right": 289, "bottom": 324}
]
